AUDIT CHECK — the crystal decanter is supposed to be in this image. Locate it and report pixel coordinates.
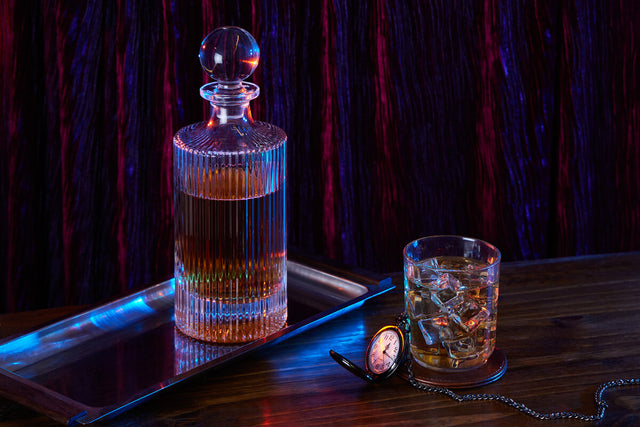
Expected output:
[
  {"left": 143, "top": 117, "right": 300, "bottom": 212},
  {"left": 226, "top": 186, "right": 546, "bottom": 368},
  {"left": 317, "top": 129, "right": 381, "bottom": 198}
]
[{"left": 173, "top": 27, "right": 287, "bottom": 343}]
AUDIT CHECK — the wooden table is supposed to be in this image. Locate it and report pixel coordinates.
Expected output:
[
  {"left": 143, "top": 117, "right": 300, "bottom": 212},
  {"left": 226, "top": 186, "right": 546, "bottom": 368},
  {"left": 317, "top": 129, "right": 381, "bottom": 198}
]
[{"left": 1, "top": 253, "right": 640, "bottom": 425}]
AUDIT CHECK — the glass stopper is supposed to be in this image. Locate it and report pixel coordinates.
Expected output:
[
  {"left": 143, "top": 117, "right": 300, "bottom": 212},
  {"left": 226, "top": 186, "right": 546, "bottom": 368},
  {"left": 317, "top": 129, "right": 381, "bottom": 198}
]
[{"left": 199, "top": 26, "right": 260, "bottom": 83}]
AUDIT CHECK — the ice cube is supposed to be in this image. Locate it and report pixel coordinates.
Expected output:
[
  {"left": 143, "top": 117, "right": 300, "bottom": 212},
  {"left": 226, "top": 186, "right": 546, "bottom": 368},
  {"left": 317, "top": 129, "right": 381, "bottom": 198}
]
[
  {"left": 417, "top": 314, "right": 449, "bottom": 346},
  {"left": 461, "top": 273, "right": 489, "bottom": 291},
  {"left": 449, "top": 299, "right": 489, "bottom": 333},
  {"left": 422, "top": 257, "right": 440, "bottom": 268},
  {"left": 427, "top": 272, "right": 462, "bottom": 291},
  {"left": 432, "top": 287, "right": 462, "bottom": 307},
  {"left": 425, "top": 272, "right": 450, "bottom": 290},
  {"left": 408, "top": 290, "right": 438, "bottom": 319},
  {"left": 443, "top": 273, "right": 462, "bottom": 290},
  {"left": 443, "top": 336, "right": 479, "bottom": 360},
  {"left": 417, "top": 266, "right": 439, "bottom": 287},
  {"left": 427, "top": 273, "right": 463, "bottom": 307},
  {"left": 438, "top": 316, "right": 469, "bottom": 341},
  {"left": 407, "top": 261, "right": 441, "bottom": 287}
]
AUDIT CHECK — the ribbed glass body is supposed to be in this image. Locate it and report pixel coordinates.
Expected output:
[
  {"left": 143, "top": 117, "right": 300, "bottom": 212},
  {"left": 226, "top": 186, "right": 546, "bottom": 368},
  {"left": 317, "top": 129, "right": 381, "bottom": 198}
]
[{"left": 173, "top": 102, "right": 287, "bottom": 343}]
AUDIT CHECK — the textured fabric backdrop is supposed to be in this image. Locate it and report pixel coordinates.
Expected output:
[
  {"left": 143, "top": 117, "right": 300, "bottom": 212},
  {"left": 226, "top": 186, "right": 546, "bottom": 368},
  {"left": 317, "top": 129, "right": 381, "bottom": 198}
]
[{"left": 1, "top": 1, "right": 638, "bottom": 312}]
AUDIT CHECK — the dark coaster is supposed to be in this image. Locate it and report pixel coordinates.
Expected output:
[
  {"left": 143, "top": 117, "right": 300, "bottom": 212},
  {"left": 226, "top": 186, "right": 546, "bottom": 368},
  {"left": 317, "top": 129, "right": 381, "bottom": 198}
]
[{"left": 397, "top": 348, "right": 507, "bottom": 389}]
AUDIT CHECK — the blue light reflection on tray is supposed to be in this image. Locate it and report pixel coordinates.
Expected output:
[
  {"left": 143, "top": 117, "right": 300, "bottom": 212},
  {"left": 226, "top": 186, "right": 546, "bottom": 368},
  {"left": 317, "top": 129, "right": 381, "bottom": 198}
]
[
  {"left": 0, "top": 282, "right": 174, "bottom": 376},
  {"left": 0, "top": 260, "right": 394, "bottom": 425}
]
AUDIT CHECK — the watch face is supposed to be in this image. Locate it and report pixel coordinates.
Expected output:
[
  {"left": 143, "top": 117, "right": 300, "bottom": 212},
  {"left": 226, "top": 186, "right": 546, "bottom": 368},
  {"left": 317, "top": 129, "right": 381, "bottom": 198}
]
[{"left": 367, "top": 327, "right": 402, "bottom": 375}]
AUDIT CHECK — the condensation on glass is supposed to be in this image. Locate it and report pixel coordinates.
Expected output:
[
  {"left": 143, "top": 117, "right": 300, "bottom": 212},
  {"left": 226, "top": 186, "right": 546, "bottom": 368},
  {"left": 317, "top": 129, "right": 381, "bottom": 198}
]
[{"left": 173, "top": 27, "right": 287, "bottom": 343}]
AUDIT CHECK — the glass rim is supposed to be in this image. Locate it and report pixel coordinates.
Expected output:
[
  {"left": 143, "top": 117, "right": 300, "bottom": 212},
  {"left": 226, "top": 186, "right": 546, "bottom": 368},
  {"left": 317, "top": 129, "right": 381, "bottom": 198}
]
[{"left": 403, "top": 235, "right": 501, "bottom": 272}]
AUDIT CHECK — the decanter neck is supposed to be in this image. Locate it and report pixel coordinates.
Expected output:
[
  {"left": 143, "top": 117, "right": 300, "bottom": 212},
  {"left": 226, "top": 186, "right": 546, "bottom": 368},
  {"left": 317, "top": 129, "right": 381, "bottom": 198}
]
[
  {"left": 208, "top": 102, "right": 254, "bottom": 125},
  {"left": 200, "top": 81, "right": 259, "bottom": 126}
]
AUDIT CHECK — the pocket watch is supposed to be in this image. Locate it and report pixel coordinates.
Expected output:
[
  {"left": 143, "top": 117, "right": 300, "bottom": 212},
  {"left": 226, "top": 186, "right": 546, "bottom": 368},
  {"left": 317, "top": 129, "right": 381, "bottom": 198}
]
[
  {"left": 330, "top": 325, "right": 407, "bottom": 383},
  {"left": 329, "top": 313, "right": 639, "bottom": 422}
]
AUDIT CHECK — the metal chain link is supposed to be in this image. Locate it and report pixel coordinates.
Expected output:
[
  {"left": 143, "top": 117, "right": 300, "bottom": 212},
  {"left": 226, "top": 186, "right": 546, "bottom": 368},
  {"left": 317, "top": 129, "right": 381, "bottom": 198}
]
[
  {"left": 395, "top": 313, "right": 640, "bottom": 422},
  {"left": 405, "top": 359, "right": 640, "bottom": 421}
]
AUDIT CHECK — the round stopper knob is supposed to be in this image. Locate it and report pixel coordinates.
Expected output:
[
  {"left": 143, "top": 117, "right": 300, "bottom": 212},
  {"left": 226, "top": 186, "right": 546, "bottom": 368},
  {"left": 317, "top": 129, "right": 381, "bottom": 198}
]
[{"left": 199, "top": 26, "right": 260, "bottom": 83}]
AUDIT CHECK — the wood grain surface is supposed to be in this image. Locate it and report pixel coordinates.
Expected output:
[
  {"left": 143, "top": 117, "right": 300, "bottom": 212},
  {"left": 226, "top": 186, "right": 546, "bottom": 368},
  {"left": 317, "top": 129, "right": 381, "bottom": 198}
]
[{"left": 1, "top": 253, "right": 640, "bottom": 426}]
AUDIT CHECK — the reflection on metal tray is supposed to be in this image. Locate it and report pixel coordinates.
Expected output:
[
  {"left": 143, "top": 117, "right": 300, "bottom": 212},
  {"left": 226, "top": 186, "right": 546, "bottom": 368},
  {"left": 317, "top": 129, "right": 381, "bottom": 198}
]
[{"left": 0, "top": 257, "right": 393, "bottom": 425}]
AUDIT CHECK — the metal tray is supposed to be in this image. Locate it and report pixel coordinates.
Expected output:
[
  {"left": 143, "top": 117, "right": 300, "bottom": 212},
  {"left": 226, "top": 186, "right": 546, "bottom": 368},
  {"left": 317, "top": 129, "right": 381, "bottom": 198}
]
[{"left": 0, "top": 257, "right": 393, "bottom": 425}]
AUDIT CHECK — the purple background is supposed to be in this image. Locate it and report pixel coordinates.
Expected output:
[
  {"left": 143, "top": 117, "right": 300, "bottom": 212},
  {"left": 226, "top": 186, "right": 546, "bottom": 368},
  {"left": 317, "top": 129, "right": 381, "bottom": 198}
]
[{"left": 1, "top": 1, "right": 638, "bottom": 311}]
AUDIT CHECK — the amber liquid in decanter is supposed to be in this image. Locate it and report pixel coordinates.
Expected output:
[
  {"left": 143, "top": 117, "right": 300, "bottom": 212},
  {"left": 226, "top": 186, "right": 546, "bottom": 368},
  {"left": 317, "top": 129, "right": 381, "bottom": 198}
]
[{"left": 173, "top": 27, "right": 287, "bottom": 343}]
